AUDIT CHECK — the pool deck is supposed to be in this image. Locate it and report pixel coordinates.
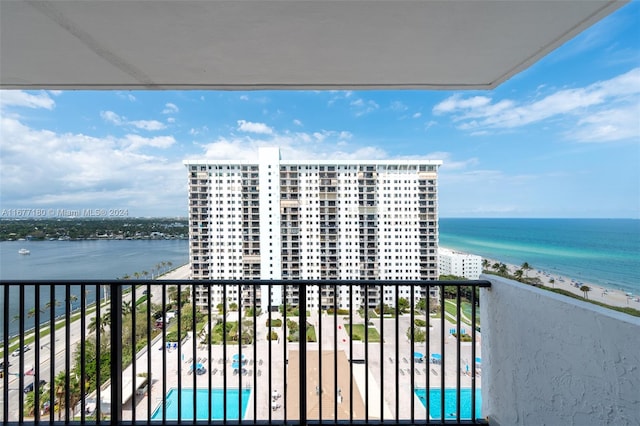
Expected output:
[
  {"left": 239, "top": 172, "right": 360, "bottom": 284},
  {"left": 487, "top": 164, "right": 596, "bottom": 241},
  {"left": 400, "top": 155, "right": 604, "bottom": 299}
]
[{"left": 124, "top": 309, "right": 481, "bottom": 421}]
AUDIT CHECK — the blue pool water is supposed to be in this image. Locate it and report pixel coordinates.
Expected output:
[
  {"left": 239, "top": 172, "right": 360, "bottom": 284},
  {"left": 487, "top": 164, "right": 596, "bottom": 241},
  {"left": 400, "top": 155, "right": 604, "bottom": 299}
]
[
  {"left": 151, "top": 388, "right": 251, "bottom": 420},
  {"left": 415, "top": 388, "right": 482, "bottom": 420}
]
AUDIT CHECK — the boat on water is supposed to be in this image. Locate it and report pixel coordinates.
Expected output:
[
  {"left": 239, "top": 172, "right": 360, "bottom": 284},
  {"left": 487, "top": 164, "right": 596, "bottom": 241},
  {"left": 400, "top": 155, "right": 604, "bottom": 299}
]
[{"left": 18, "top": 248, "right": 30, "bottom": 255}]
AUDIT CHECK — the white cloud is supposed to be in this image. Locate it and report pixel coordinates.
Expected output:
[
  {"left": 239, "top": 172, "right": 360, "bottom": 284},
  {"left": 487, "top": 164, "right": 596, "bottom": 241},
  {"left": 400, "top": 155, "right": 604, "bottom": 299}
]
[
  {"left": 390, "top": 101, "right": 408, "bottom": 112},
  {"left": 129, "top": 120, "right": 166, "bottom": 131},
  {"left": 100, "top": 110, "right": 124, "bottom": 125},
  {"left": 199, "top": 125, "right": 386, "bottom": 163},
  {"left": 413, "top": 112, "right": 422, "bottom": 119},
  {"left": 162, "top": 102, "right": 179, "bottom": 114},
  {"left": 116, "top": 91, "right": 136, "bottom": 102},
  {"left": 0, "top": 90, "right": 55, "bottom": 110},
  {"left": 432, "top": 67, "right": 640, "bottom": 142},
  {"left": 237, "top": 120, "right": 273, "bottom": 134},
  {"left": 239, "top": 95, "right": 249, "bottom": 101},
  {"left": 293, "top": 119, "right": 303, "bottom": 126},
  {"left": 433, "top": 95, "right": 492, "bottom": 114},
  {"left": 0, "top": 117, "right": 184, "bottom": 216},
  {"left": 101, "top": 110, "right": 166, "bottom": 131},
  {"left": 571, "top": 105, "right": 640, "bottom": 142},
  {"left": 123, "top": 134, "right": 175, "bottom": 150},
  {"left": 350, "top": 98, "right": 379, "bottom": 116},
  {"left": 167, "top": 117, "right": 175, "bottom": 123}
]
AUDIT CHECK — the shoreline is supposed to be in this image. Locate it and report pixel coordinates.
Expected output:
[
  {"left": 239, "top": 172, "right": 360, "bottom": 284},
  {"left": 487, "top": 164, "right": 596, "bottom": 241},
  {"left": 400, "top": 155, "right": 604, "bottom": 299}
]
[
  {"left": 439, "top": 247, "right": 638, "bottom": 309},
  {"left": 487, "top": 257, "right": 637, "bottom": 309}
]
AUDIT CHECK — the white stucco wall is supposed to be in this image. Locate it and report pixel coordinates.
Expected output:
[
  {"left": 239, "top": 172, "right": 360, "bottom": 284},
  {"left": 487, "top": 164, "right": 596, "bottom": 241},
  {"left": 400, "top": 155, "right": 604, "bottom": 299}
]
[{"left": 480, "top": 275, "right": 640, "bottom": 426}]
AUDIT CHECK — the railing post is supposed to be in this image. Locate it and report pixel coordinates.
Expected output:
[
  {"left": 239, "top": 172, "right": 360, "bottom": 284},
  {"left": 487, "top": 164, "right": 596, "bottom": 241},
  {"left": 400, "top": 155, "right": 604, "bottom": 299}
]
[
  {"left": 110, "top": 282, "right": 123, "bottom": 423},
  {"left": 299, "top": 281, "right": 307, "bottom": 422}
]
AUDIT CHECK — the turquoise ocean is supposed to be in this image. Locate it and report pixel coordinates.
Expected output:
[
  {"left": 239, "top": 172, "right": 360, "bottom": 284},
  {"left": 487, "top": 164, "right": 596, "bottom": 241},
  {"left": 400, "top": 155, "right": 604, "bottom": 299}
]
[{"left": 439, "top": 218, "right": 639, "bottom": 295}]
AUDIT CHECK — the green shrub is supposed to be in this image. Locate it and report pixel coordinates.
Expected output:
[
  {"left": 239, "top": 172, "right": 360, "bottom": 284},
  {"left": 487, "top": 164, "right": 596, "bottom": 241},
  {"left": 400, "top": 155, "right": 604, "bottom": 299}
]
[
  {"left": 414, "top": 318, "right": 427, "bottom": 327},
  {"left": 266, "top": 318, "right": 282, "bottom": 327}
]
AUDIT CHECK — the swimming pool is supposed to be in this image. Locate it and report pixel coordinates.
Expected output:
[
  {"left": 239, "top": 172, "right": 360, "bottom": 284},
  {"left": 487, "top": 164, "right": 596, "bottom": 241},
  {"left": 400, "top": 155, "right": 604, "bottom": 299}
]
[
  {"left": 414, "top": 388, "right": 482, "bottom": 420},
  {"left": 151, "top": 388, "right": 251, "bottom": 420}
]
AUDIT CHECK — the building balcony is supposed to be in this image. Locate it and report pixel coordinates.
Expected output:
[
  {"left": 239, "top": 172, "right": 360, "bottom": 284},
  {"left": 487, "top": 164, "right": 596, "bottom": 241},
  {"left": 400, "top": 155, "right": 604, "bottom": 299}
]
[{"left": 1, "top": 277, "right": 638, "bottom": 425}]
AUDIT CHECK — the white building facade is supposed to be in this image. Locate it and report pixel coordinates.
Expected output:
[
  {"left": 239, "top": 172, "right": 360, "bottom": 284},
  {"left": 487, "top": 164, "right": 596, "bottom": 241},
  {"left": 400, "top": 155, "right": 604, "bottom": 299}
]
[
  {"left": 185, "top": 147, "right": 442, "bottom": 311},
  {"left": 438, "top": 247, "right": 483, "bottom": 279}
]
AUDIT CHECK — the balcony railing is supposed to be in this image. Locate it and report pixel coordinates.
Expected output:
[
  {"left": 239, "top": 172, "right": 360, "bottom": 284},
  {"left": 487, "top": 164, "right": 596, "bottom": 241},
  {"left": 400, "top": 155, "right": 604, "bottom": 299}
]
[{"left": 1, "top": 279, "right": 490, "bottom": 425}]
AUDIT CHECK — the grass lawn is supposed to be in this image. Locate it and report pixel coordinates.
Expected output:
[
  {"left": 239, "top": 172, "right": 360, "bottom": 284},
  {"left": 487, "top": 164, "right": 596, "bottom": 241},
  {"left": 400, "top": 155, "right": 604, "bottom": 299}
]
[
  {"left": 345, "top": 324, "right": 381, "bottom": 342},
  {"left": 306, "top": 324, "right": 317, "bottom": 342}
]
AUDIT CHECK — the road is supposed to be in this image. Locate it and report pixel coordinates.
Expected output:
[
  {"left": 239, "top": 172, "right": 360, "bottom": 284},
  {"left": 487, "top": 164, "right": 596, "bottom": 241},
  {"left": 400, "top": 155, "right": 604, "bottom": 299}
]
[{"left": 0, "top": 265, "right": 190, "bottom": 421}]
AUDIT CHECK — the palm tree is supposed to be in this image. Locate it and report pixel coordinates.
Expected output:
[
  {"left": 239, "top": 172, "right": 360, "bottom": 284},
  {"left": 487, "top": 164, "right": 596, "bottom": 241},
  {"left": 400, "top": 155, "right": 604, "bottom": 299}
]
[
  {"left": 67, "top": 375, "right": 82, "bottom": 418},
  {"left": 27, "top": 307, "right": 44, "bottom": 319},
  {"left": 122, "top": 274, "right": 131, "bottom": 280},
  {"left": 481, "top": 259, "right": 490, "bottom": 271},
  {"left": 167, "top": 286, "right": 178, "bottom": 305},
  {"left": 580, "top": 285, "right": 591, "bottom": 299},
  {"left": 88, "top": 310, "right": 110, "bottom": 334},
  {"left": 521, "top": 262, "right": 532, "bottom": 277},
  {"left": 54, "top": 371, "right": 66, "bottom": 420},
  {"left": 122, "top": 300, "right": 133, "bottom": 316},
  {"left": 45, "top": 300, "right": 61, "bottom": 310},
  {"left": 133, "top": 272, "right": 141, "bottom": 280},
  {"left": 142, "top": 271, "right": 149, "bottom": 280},
  {"left": 491, "top": 262, "right": 501, "bottom": 271},
  {"left": 549, "top": 278, "right": 555, "bottom": 288},
  {"left": 67, "top": 294, "right": 78, "bottom": 311},
  {"left": 514, "top": 269, "right": 524, "bottom": 280},
  {"left": 88, "top": 316, "right": 101, "bottom": 334},
  {"left": 24, "top": 385, "right": 47, "bottom": 417},
  {"left": 498, "top": 263, "right": 508, "bottom": 274}
]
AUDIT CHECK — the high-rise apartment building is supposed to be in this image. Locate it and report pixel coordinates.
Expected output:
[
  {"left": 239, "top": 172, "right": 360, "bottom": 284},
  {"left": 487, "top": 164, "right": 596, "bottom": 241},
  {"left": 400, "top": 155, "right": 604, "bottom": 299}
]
[{"left": 185, "top": 147, "right": 442, "bottom": 311}]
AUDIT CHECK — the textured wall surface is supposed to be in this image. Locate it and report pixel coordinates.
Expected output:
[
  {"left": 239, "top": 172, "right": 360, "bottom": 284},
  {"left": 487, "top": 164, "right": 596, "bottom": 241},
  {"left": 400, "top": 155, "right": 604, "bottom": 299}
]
[{"left": 480, "top": 275, "right": 640, "bottom": 426}]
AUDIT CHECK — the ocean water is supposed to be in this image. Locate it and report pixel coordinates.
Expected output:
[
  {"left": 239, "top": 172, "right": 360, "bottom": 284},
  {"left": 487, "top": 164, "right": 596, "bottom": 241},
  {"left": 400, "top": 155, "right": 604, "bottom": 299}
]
[
  {"left": 0, "top": 239, "right": 188, "bottom": 339},
  {"left": 439, "top": 218, "right": 640, "bottom": 295}
]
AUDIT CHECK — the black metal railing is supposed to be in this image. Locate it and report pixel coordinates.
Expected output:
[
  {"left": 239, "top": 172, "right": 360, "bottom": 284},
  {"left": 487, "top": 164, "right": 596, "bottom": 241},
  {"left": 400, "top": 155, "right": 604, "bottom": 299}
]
[{"left": 1, "top": 279, "right": 490, "bottom": 425}]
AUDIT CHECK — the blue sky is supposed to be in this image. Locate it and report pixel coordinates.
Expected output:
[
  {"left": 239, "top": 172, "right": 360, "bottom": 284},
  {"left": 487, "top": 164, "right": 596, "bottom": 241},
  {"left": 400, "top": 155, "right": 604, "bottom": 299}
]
[{"left": 1, "top": 3, "right": 639, "bottom": 219}]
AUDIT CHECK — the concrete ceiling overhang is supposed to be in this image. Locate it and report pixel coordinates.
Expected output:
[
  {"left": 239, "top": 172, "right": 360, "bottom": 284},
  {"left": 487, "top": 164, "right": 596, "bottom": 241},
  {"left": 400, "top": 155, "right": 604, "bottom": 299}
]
[{"left": 0, "top": 0, "right": 628, "bottom": 91}]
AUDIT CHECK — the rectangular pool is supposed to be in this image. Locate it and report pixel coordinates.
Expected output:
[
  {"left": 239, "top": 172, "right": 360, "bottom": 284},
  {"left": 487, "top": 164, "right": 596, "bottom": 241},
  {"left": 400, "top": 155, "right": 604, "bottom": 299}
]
[
  {"left": 414, "top": 388, "right": 482, "bottom": 420},
  {"left": 151, "top": 388, "right": 251, "bottom": 420}
]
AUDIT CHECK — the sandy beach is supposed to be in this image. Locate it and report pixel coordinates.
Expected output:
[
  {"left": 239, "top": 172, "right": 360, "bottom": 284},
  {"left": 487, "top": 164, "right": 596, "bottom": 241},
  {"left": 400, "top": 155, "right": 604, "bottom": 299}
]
[{"left": 482, "top": 257, "right": 639, "bottom": 310}]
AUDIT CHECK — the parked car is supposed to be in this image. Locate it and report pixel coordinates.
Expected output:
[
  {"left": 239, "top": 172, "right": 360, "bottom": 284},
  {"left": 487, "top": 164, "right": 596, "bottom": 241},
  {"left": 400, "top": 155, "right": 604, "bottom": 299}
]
[
  {"left": 24, "top": 380, "right": 47, "bottom": 394},
  {"left": 0, "top": 361, "right": 9, "bottom": 371},
  {"left": 11, "top": 345, "right": 31, "bottom": 357}
]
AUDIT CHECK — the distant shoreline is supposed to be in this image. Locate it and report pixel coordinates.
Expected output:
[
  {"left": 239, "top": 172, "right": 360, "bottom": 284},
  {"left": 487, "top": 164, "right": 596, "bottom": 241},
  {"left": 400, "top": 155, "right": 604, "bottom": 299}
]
[{"left": 441, "top": 246, "right": 639, "bottom": 310}]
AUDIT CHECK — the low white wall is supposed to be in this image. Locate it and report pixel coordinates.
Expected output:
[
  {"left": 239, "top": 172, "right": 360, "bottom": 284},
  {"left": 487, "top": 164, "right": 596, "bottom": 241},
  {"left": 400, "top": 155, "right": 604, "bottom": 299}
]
[{"left": 480, "top": 275, "right": 640, "bottom": 426}]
